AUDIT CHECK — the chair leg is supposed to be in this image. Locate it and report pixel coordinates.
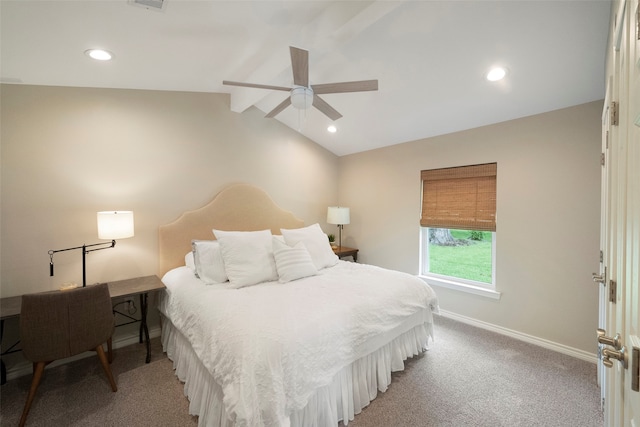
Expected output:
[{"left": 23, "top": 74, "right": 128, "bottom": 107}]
[
  {"left": 19, "top": 361, "right": 46, "bottom": 427},
  {"left": 107, "top": 337, "right": 113, "bottom": 363},
  {"left": 95, "top": 345, "right": 117, "bottom": 392}
]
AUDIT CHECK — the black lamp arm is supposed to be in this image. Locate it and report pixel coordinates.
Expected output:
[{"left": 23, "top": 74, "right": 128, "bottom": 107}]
[
  {"left": 84, "top": 239, "right": 117, "bottom": 253},
  {"left": 48, "top": 240, "right": 116, "bottom": 287}
]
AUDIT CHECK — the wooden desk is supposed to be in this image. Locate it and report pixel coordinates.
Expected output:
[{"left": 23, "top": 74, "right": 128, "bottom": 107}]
[
  {"left": 332, "top": 246, "right": 359, "bottom": 262},
  {"left": 106, "top": 275, "right": 165, "bottom": 364},
  {"left": 0, "top": 275, "right": 165, "bottom": 384},
  {"left": 0, "top": 296, "right": 21, "bottom": 320}
]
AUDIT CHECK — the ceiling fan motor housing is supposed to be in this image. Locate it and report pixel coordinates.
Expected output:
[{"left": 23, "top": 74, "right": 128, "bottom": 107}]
[{"left": 290, "top": 86, "right": 314, "bottom": 110}]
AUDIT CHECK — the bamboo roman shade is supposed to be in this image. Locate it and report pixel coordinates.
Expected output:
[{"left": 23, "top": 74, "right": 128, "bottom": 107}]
[{"left": 420, "top": 163, "right": 497, "bottom": 231}]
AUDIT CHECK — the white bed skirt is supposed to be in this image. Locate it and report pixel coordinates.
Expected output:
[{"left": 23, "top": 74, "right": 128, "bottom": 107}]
[{"left": 161, "top": 316, "right": 432, "bottom": 427}]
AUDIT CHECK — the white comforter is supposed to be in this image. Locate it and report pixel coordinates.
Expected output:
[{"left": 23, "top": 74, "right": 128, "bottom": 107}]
[{"left": 160, "top": 261, "right": 438, "bottom": 427}]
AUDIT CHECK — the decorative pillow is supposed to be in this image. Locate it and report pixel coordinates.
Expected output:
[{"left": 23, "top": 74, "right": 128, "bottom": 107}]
[
  {"left": 281, "top": 223, "right": 338, "bottom": 270},
  {"left": 212, "top": 229, "right": 278, "bottom": 288},
  {"left": 192, "top": 240, "right": 228, "bottom": 284},
  {"left": 272, "top": 237, "right": 318, "bottom": 283},
  {"left": 185, "top": 251, "right": 196, "bottom": 270}
]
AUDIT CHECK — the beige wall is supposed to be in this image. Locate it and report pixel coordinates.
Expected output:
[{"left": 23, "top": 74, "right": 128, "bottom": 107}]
[
  {"left": 0, "top": 84, "right": 601, "bottom": 363},
  {"left": 338, "top": 101, "right": 602, "bottom": 353},
  {"left": 0, "top": 85, "right": 339, "bottom": 297}
]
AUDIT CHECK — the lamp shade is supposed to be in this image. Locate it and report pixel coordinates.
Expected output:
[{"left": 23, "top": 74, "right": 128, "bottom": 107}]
[
  {"left": 327, "top": 207, "right": 350, "bottom": 225},
  {"left": 97, "top": 211, "right": 134, "bottom": 239}
]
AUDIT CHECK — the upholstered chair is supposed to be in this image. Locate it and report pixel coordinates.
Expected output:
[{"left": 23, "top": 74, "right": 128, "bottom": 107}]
[{"left": 19, "top": 283, "right": 117, "bottom": 426}]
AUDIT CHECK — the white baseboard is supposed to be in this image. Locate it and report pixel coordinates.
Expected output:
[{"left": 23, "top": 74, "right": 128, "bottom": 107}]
[
  {"left": 436, "top": 309, "right": 597, "bottom": 364},
  {"left": 5, "top": 326, "right": 162, "bottom": 382}
]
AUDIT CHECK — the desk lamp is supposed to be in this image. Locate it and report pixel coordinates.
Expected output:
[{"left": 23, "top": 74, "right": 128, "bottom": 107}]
[{"left": 49, "top": 211, "right": 134, "bottom": 287}]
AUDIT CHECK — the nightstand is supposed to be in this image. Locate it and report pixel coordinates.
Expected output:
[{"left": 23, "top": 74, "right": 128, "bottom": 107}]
[{"left": 332, "top": 246, "right": 358, "bottom": 262}]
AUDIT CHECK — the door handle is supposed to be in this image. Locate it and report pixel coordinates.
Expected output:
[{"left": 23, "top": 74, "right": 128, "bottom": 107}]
[
  {"left": 597, "top": 328, "right": 622, "bottom": 349},
  {"left": 597, "top": 328, "right": 628, "bottom": 369},
  {"left": 592, "top": 272, "right": 605, "bottom": 284},
  {"left": 602, "top": 347, "right": 627, "bottom": 369}
]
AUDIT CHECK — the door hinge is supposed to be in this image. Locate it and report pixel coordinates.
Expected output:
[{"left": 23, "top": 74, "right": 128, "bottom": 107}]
[
  {"left": 601, "top": 152, "right": 606, "bottom": 166},
  {"left": 637, "top": 2, "right": 640, "bottom": 41},
  {"left": 632, "top": 345, "right": 639, "bottom": 392},
  {"left": 609, "top": 280, "right": 617, "bottom": 303},
  {"left": 600, "top": 250, "right": 603, "bottom": 263},
  {"left": 611, "top": 101, "right": 619, "bottom": 126}
]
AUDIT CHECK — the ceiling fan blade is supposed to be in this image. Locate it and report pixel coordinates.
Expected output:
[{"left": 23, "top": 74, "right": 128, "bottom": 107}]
[
  {"left": 290, "top": 46, "right": 309, "bottom": 87},
  {"left": 312, "top": 80, "right": 378, "bottom": 94},
  {"left": 265, "top": 97, "right": 292, "bottom": 118},
  {"left": 312, "top": 95, "right": 342, "bottom": 121},
  {"left": 223, "top": 80, "right": 291, "bottom": 91}
]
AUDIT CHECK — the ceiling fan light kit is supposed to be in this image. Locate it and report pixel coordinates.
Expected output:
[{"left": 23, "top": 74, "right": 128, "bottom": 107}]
[
  {"left": 290, "top": 87, "right": 314, "bottom": 110},
  {"left": 223, "top": 46, "right": 378, "bottom": 121}
]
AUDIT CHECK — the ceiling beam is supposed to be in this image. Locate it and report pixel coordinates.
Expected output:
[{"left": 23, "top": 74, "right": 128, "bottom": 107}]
[{"left": 227, "top": 1, "right": 404, "bottom": 114}]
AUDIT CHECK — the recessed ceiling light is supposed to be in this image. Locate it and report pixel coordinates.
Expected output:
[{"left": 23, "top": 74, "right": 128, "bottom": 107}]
[
  {"left": 85, "top": 49, "right": 113, "bottom": 61},
  {"left": 486, "top": 67, "right": 507, "bottom": 82},
  {"left": 327, "top": 125, "right": 337, "bottom": 133}
]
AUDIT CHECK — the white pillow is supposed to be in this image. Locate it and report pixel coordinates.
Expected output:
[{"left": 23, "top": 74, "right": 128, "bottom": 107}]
[
  {"left": 192, "top": 240, "right": 228, "bottom": 284},
  {"left": 213, "top": 229, "right": 278, "bottom": 288},
  {"left": 185, "top": 251, "right": 196, "bottom": 270},
  {"left": 281, "top": 223, "right": 338, "bottom": 270},
  {"left": 272, "top": 237, "right": 318, "bottom": 283}
]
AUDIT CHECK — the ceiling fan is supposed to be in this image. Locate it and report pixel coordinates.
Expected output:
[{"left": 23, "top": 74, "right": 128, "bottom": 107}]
[{"left": 223, "top": 46, "right": 378, "bottom": 121}]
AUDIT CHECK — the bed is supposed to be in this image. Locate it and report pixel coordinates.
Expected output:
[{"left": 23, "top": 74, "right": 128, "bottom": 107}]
[{"left": 157, "top": 184, "right": 439, "bottom": 427}]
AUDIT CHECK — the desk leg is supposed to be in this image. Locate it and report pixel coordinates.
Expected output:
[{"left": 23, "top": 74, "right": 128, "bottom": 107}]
[{"left": 139, "top": 293, "right": 151, "bottom": 363}]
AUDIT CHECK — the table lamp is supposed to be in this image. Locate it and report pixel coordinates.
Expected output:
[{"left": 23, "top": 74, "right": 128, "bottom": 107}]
[{"left": 327, "top": 207, "right": 350, "bottom": 250}]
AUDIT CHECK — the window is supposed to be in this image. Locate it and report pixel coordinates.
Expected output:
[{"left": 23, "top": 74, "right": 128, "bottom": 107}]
[{"left": 419, "top": 163, "right": 497, "bottom": 293}]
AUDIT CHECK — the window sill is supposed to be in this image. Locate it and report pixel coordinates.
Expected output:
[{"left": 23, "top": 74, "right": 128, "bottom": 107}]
[{"left": 419, "top": 275, "right": 501, "bottom": 300}]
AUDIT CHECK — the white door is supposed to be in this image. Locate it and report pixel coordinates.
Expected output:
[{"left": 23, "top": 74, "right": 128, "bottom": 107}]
[
  {"left": 622, "top": 0, "right": 640, "bottom": 424},
  {"left": 601, "top": 1, "right": 640, "bottom": 425},
  {"left": 597, "top": 88, "right": 611, "bottom": 411}
]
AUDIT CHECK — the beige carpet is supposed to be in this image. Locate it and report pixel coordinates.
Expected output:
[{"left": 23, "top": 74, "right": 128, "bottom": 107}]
[
  {"left": 0, "top": 315, "right": 602, "bottom": 426},
  {"left": 346, "top": 316, "right": 602, "bottom": 427}
]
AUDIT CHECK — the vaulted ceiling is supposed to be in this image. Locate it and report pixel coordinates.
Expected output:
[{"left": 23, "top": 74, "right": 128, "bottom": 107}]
[{"left": 0, "top": 1, "right": 611, "bottom": 156}]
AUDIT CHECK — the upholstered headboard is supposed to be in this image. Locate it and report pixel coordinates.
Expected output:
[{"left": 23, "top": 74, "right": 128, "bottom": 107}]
[{"left": 158, "top": 184, "right": 304, "bottom": 277}]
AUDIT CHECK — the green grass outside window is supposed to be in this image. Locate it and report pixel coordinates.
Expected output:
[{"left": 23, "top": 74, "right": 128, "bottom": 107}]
[{"left": 428, "top": 230, "right": 493, "bottom": 284}]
